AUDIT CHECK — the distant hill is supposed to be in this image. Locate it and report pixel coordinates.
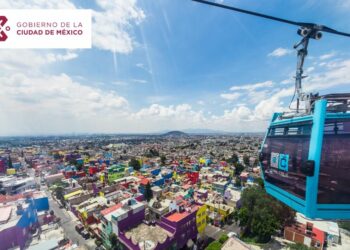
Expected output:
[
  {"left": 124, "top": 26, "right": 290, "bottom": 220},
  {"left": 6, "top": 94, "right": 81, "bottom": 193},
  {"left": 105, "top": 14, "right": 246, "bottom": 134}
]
[
  {"left": 182, "top": 128, "right": 229, "bottom": 135},
  {"left": 162, "top": 130, "right": 188, "bottom": 137}
]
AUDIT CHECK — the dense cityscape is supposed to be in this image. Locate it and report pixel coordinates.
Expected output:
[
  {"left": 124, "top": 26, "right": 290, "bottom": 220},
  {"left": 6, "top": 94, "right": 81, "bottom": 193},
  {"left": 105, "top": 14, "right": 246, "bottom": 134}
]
[{"left": 0, "top": 132, "right": 349, "bottom": 250}]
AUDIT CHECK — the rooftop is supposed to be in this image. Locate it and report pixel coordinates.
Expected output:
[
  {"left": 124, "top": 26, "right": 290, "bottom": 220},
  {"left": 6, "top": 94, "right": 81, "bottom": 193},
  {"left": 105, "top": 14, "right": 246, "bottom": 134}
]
[
  {"left": 124, "top": 223, "right": 173, "bottom": 250},
  {"left": 166, "top": 205, "right": 199, "bottom": 222},
  {"left": 221, "top": 237, "right": 251, "bottom": 250},
  {"left": 0, "top": 205, "right": 21, "bottom": 231}
]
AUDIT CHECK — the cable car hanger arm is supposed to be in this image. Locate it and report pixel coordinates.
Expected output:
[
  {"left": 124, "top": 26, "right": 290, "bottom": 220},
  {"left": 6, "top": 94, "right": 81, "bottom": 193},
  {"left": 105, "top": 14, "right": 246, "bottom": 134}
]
[{"left": 192, "top": 0, "right": 350, "bottom": 37}]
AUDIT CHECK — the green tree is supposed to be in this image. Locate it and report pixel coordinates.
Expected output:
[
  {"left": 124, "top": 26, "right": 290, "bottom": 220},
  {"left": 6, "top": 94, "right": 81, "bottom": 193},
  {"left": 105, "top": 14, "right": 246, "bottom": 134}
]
[
  {"left": 255, "top": 177, "right": 264, "bottom": 188},
  {"left": 129, "top": 158, "right": 141, "bottom": 171},
  {"left": 53, "top": 152, "right": 61, "bottom": 160},
  {"left": 69, "top": 158, "right": 77, "bottom": 166},
  {"left": 236, "top": 186, "right": 295, "bottom": 243},
  {"left": 339, "top": 221, "right": 350, "bottom": 231},
  {"left": 234, "top": 162, "right": 245, "bottom": 176},
  {"left": 8, "top": 156, "right": 13, "bottom": 168},
  {"left": 288, "top": 243, "right": 313, "bottom": 250},
  {"left": 54, "top": 186, "right": 65, "bottom": 205},
  {"left": 243, "top": 154, "right": 250, "bottom": 166},
  {"left": 108, "top": 233, "right": 118, "bottom": 250},
  {"left": 218, "top": 234, "right": 229, "bottom": 244},
  {"left": 144, "top": 182, "right": 153, "bottom": 202},
  {"left": 205, "top": 241, "right": 222, "bottom": 250},
  {"left": 235, "top": 176, "right": 242, "bottom": 187},
  {"left": 227, "top": 153, "right": 239, "bottom": 164},
  {"left": 160, "top": 155, "right": 166, "bottom": 165}
]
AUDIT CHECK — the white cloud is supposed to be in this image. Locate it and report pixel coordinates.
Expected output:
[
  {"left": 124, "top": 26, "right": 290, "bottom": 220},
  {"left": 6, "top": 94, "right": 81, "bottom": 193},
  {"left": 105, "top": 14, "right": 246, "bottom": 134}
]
[
  {"left": 46, "top": 51, "right": 78, "bottom": 63},
  {"left": 320, "top": 52, "right": 336, "bottom": 60},
  {"left": 230, "top": 80, "right": 274, "bottom": 91},
  {"left": 268, "top": 48, "right": 293, "bottom": 57},
  {"left": 305, "top": 59, "right": 350, "bottom": 92},
  {"left": 131, "top": 79, "right": 148, "bottom": 84},
  {"left": 92, "top": 0, "right": 145, "bottom": 53},
  {"left": 0, "top": 50, "right": 78, "bottom": 72},
  {"left": 0, "top": 72, "right": 129, "bottom": 135},
  {"left": 220, "top": 93, "right": 241, "bottom": 101}
]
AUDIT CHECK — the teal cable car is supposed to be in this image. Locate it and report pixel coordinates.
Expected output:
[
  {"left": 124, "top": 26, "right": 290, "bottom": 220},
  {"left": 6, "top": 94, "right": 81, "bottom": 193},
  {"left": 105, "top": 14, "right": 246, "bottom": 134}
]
[
  {"left": 193, "top": 0, "right": 350, "bottom": 219},
  {"left": 261, "top": 95, "right": 350, "bottom": 219}
]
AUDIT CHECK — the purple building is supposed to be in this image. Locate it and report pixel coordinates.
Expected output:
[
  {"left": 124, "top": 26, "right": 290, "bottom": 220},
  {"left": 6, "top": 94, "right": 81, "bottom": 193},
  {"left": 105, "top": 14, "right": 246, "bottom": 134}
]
[
  {"left": 0, "top": 192, "right": 49, "bottom": 250},
  {"left": 157, "top": 203, "right": 199, "bottom": 249},
  {"left": 101, "top": 198, "right": 145, "bottom": 249},
  {"left": 0, "top": 158, "right": 7, "bottom": 174}
]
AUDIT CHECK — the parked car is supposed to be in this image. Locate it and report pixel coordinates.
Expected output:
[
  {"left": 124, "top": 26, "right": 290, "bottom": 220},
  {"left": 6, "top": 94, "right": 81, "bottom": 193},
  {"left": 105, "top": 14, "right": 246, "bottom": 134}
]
[
  {"left": 75, "top": 223, "right": 84, "bottom": 233},
  {"left": 227, "top": 232, "right": 238, "bottom": 238},
  {"left": 81, "top": 230, "right": 90, "bottom": 239},
  {"left": 58, "top": 238, "right": 70, "bottom": 246}
]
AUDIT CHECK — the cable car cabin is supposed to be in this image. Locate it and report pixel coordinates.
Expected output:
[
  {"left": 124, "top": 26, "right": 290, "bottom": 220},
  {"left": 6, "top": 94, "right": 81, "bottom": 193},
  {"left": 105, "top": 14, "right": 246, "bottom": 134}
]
[{"left": 259, "top": 96, "right": 350, "bottom": 219}]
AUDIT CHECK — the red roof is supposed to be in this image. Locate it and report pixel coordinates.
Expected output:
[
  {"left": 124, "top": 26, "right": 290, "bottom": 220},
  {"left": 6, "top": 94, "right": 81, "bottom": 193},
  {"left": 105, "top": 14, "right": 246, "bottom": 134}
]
[
  {"left": 100, "top": 203, "right": 122, "bottom": 216},
  {"left": 167, "top": 211, "right": 189, "bottom": 222},
  {"left": 140, "top": 178, "right": 150, "bottom": 185}
]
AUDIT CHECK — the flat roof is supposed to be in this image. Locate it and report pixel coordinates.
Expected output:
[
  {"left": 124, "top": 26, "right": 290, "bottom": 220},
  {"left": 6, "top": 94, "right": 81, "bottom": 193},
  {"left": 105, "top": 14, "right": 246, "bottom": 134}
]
[
  {"left": 101, "top": 203, "right": 122, "bottom": 216},
  {"left": 166, "top": 205, "right": 199, "bottom": 222},
  {"left": 166, "top": 212, "right": 189, "bottom": 222},
  {"left": 124, "top": 223, "right": 173, "bottom": 248},
  {"left": 64, "top": 189, "right": 83, "bottom": 200},
  {"left": 0, "top": 206, "right": 12, "bottom": 223}
]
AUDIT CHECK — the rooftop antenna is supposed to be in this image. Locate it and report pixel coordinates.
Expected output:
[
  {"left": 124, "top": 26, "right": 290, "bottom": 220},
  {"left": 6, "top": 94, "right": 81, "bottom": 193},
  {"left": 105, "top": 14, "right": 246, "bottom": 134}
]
[{"left": 192, "top": 0, "right": 350, "bottom": 113}]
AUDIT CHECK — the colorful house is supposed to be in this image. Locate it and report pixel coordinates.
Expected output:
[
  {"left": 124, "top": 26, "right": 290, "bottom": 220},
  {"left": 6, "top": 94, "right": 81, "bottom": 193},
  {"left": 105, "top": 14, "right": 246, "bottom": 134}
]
[
  {"left": 0, "top": 193, "right": 49, "bottom": 250},
  {"left": 196, "top": 204, "right": 207, "bottom": 235},
  {"left": 157, "top": 200, "right": 200, "bottom": 249},
  {"left": 206, "top": 202, "right": 234, "bottom": 226},
  {"left": 100, "top": 198, "right": 145, "bottom": 248}
]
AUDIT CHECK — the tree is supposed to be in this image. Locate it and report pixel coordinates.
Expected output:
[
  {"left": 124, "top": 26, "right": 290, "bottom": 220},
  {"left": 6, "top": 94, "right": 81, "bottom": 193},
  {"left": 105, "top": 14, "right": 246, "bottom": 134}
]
[
  {"left": 227, "top": 153, "right": 239, "bottom": 164},
  {"left": 144, "top": 182, "right": 153, "bottom": 202},
  {"left": 288, "top": 243, "right": 313, "bottom": 250},
  {"left": 255, "top": 177, "right": 264, "bottom": 188},
  {"left": 53, "top": 152, "right": 61, "bottom": 160},
  {"left": 54, "top": 186, "right": 65, "bottom": 205},
  {"left": 236, "top": 186, "right": 295, "bottom": 243},
  {"left": 8, "top": 155, "right": 13, "bottom": 168},
  {"left": 108, "top": 233, "right": 118, "bottom": 250},
  {"left": 243, "top": 154, "right": 250, "bottom": 166},
  {"left": 218, "top": 234, "right": 229, "bottom": 244},
  {"left": 235, "top": 176, "right": 241, "bottom": 187},
  {"left": 205, "top": 241, "right": 222, "bottom": 250},
  {"left": 129, "top": 158, "right": 141, "bottom": 171},
  {"left": 234, "top": 162, "right": 245, "bottom": 176},
  {"left": 69, "top": 158, "right": 77, "bottom": 166},
  {"left": 339, "top": 221, "right": 350, "bottom": 231},
  {"left": 160, "top": 155, "right": 166, "bottom": 165}
]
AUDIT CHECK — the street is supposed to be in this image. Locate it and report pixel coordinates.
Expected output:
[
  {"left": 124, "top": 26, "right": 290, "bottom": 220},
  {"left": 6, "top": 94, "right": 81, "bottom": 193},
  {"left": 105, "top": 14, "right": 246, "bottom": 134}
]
[{"left": 43, "top": 185, "right": 96, "bottom": 249}]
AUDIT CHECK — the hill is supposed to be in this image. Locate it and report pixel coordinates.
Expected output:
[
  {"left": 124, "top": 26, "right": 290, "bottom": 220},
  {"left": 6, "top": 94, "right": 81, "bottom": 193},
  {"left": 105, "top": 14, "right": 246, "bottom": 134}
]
[{"left": 162, "top": 130, "right": 188, "bottom": 137}]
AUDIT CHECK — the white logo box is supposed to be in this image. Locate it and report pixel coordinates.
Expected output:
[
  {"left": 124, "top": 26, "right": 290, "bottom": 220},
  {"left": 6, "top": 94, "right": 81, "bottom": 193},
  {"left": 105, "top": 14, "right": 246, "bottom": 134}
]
[{"left": 0, "top": 9, "right": 91, "bottom": 48}]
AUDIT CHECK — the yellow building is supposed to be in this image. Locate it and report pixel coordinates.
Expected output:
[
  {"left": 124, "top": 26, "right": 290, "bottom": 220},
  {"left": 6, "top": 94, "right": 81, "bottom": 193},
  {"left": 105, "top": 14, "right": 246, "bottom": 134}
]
[
  {"left": 196, "top": 204, "right": 207, "bottom": 234},
  {"left": 205, "top": 202, "right": 234, "bottom": 225},
  {"left": 64, "top": 189, "right": 83, "bottom": 200}
]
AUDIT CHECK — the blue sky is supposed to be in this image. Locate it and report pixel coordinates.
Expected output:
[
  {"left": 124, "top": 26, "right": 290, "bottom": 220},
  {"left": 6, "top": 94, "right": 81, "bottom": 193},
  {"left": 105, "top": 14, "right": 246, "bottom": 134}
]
[{"left": 1, "top": 0, "right": 350, "bottom": 135}]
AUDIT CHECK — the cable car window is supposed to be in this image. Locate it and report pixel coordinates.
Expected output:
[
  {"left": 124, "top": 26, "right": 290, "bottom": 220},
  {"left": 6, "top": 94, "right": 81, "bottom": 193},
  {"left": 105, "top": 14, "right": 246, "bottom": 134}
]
[
  {"left": 261, "top": 123, "right": 312, "bottom": 199},
  {"left": 317, "top": 120, "right": 350, "bottom": 204}
]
